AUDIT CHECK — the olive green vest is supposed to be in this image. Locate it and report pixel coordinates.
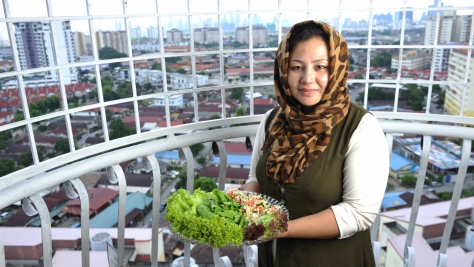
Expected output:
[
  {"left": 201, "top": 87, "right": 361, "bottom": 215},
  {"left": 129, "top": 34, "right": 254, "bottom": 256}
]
[{"left": 256, "top": 103, "right": 376, "bottom": 267}]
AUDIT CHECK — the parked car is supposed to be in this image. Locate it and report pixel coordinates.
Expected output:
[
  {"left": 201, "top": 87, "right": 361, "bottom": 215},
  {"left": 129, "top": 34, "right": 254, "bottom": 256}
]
[
  {"left": 431, "top": 181, "right": 442, "bottom": 187},
  {"left": 0, "top": 212, "right": 11, "bottom": 220},
  {"left": 159, "top": 203, "right": 167, "bottom": 213},
  {"left": 70, "top": 222, "right": 81, "bottom": 228}
]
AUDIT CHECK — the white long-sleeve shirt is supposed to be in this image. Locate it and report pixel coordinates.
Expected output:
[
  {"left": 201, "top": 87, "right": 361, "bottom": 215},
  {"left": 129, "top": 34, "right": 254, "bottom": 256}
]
[{"left": 246, "top": 109, "right": 389, "bottom": 239}]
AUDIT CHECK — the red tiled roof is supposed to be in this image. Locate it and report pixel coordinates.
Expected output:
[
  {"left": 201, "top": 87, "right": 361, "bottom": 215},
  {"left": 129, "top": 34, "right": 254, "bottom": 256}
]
[
  {"left": 224, "top": 142, "right": 251, "bottom": 154},
  {"left": 254, "top": 98, "right": 274, "bottom": 105},
  {"left": 157, "top": 120, "right": 183, "bottom": 127},
  {"left": 62, "top": 187, "right": 119, "bottom": 216}
]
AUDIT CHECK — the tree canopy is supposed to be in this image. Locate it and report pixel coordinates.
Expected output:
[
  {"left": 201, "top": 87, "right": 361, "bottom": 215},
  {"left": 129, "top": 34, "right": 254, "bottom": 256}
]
[
  {"left": 0, "top": 131, "right": 12, "bottom": 149},
  {"left": 0, "top": 158, "right": 17, "bottom": 176},
  {"left": 189, "top": 143, "right": 204, "bottom": 156},
  {"left": 54, "top": 139, "right": 73, "bottom": 155},
  {"left": 194, "top": 177, "right": 217, "bottom": 192},
  {"left": 14, "top": 95, "right": 61, "bottom": 122},
  {"left": 98, "top": 47, "right": 127, "bottom": 69},
  {"left": 109, "top": 119, "right": 135, "bottom": 140},
  {"left": 370, "top": 52, "right": 392, "bottom": 68},
  {"left": 230, "top": 87, "right": 244, "bottom": 101}
]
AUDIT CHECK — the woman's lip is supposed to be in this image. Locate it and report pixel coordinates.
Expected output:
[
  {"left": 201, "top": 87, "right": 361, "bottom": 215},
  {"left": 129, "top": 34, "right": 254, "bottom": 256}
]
[{"left": 299, "top": 88, "right": 318, "bottom": 93}]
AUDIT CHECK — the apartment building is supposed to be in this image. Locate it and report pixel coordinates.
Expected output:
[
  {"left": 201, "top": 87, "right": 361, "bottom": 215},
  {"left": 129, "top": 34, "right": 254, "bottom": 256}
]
[
  {"left": 13, "top": 21, "right": 78, "bottom": 85},
  {"left": 424, "top": 11, "right": 456, "bottom": 45},
  {"left": 73, "top": 31, "right": 91, "bottom": 57},
  {"left": 193, "top": 27, "right": 219, "bottom": 43},
  {"left": 235, "top": 26, "right": 267, "bottom": 45},
  {"left": 95, "top": 30, "right": 128, "bottom": 54},
  {"left": 166, "top": 28, "right": 183, "bottom": 43},
  {"left": 445, "top": 48, "right": 474, "bottom": 117},
  {"left": 391, "top": 50, "right": 431, "bottom": 71}
]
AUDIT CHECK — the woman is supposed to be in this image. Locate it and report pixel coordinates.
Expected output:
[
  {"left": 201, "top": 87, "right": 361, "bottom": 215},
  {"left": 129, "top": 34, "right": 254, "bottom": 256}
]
[{"left": 244, "top": 20, "right": 389, "bottom": 266}]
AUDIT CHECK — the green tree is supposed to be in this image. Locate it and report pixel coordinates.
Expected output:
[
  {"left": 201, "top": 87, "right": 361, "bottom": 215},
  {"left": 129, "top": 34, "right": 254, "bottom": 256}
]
[
  {"left": 210, "top": 115, "right": 221, "bottom": 120},
  {"left": 177, "top": 69, "right": 187, "bottom": 74},
  {"left": 189, "top": 143, "right": 204, "bottom": 156},
  {"left": 101, "top": 75, "right": 115, "bottom": 88},
  {"left": 197, "top": 156, "right": 207, "bottom": 166},
  {"left": 151, "top": 63, "right": 161, "bottom": 70},
  {"left": 98, "top": 47, "right": 127, "bottom": 69},
  {"left": 175, "top": 170, "right": 199, "bottom": 190},
  {"left": 194, "top": 177, "right": 217, "bottom": 192},
  {"left": 20, "top": 152, "right": 33, "bottom": 167},
  {"left": 88, "top": 90, "right": 98, "bottom": 100},
  {"left": 356, "top": 87, "right": 395, "bottom": 102},
  {"left": 461, "top": 186, "right": 474, "bottom": 198},
  {"left": 0, "top": 158, "right": 17, "bottom": 176},
  {"left": 109, "top": 119, "right": 135, "bottom": 140},
  {"left": 14, "top": 112, "right": 24, "bottom": 122},
  {"left": 144, "top": 82, "right": 152, "bottom": 90},
  {"left": 355, "top": 73, "right": 364, "bottom": 79},
  {"left": 370, "top": 52, "right": 392, "bottom": 67},
  {"left": 235, "top": 106, "right": 245, "bottom": 116},
  {"left": 230, "top": 87, "right": 244, "bottom": 101},
  {"left": 0, "top": 131, "right": 12, "bottom": 149},
  {"left": 401, "top": 173, "right": 418, "bottom": 187},
  {"left": 45, "top": 95, "right": 61, "bottom": 111},
  {"left": 54, "top": 139, "right": 71, "bottom": 154}
]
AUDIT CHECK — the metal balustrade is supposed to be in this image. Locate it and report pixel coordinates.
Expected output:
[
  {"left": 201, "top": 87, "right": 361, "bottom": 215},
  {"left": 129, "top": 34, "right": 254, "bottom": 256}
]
[{"left": 0, "top": 0, "right": 474, "bottom": 266}]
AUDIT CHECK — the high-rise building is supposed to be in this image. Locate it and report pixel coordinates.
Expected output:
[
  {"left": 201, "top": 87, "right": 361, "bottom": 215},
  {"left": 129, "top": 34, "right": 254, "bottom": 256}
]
[
  {"left": 432, "top": 43, "right": 460, "bottom": 72},
  {"left": 424, "top": 12, "right": 471, "bottom": 72},
  {"left": 13, "top": 21, "right": 78, "bottom": 85},
  {"left": 391, "top": 50, "right": 431, "bottom": 71},
  {"left": 235, "top": 26, "right": 267, "bottom": 45},
  {"left": 166, "top": 28, "right": 183, "bottom": 43},
  {"left": 73, "top": 32, "right": 91, "bottom": 57},
  {"left": 95, "top": 30, "right": 128, "bottom": 54},
  {"left": 130, "top": 27, "right": 142, "bottom": 39},
  {"left": 193, "top": 27, "right": 219, "bottom": 43},
  {"left": 394, "top": 10, "right": 414, "bottom": 29},
  {"left": 424, "top": 10, "right": 456, "bottom": 45},
  {"left": 445, "top": 48, "right": 474, "bottom": 117},
  {"left": 147, "top": 26, "right": 159, "bottom": 39},
  {"left": 453, "top": 15, "right": 472, "bottom": 43}
]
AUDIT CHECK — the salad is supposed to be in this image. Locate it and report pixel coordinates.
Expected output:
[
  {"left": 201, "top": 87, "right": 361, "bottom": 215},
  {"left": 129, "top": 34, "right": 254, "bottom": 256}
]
[{"left": 165, "top": 188, "right": 288, "bottom": 248}]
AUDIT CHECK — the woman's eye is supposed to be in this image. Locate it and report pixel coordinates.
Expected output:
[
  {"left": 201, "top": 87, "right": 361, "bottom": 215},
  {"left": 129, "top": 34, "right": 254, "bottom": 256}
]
[{"left": 290, "top": 66, "right": 302, "bottom": 70}]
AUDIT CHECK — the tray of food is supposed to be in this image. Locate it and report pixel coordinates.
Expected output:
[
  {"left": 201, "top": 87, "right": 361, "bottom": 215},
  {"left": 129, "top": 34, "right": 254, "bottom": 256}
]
[{"left": 165, "top": 188, "right": 289, "bottom": 248}]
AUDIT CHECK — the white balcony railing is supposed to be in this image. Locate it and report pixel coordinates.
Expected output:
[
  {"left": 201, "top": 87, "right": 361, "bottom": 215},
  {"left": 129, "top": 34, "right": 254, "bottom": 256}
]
[{"left": 0, "top": 0, "right": 474, "bottom": 267}]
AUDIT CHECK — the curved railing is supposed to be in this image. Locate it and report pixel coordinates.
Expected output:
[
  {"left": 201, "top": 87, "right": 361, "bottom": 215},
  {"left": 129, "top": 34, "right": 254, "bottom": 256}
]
[
  {"left": 1, "top": 113, "right": 474, "bottom": 267},
  {"left": 1, "top": 1, "right": 473, "bottom": 266}
]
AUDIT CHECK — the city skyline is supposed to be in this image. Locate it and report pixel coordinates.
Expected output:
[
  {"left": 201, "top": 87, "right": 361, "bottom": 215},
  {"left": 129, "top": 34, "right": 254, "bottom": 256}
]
[{"left": 0, "top": 0, "right": 472, "bottom": 42}]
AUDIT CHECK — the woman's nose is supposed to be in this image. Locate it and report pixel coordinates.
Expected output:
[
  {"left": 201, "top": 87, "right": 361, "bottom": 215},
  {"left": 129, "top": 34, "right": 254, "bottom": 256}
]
[{"left": 301, "top": 69, "right": 315, "bottom": 83}]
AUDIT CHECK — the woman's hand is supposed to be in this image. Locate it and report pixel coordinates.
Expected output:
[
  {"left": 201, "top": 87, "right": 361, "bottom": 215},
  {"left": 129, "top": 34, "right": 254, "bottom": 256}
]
[{"left": 243, "top": 181, "right": 262, "bottom": 193}]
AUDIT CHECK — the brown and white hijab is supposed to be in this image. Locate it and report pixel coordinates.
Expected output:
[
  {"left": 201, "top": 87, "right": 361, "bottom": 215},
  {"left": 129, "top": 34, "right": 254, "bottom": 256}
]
[{"left": 262, "top": 20, "right": 351, "bottom": 185}]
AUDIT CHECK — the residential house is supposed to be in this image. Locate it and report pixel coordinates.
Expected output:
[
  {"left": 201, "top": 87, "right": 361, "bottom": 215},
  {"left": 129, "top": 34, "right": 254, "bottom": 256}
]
[
  {"left": 379, "top": 197, "right": 474, "bottom": 266},
  {"left": 197, "top": 166, "right": 249, "bottom": 185},
  {"left": 89, "top": 192, "right": 153, "bottom": 228},
  {"left": 97, "top": 173, "right": 153, "bottom": 194},
  {"left": 61, "top": 187, "right": 119, "bottom": 218}
]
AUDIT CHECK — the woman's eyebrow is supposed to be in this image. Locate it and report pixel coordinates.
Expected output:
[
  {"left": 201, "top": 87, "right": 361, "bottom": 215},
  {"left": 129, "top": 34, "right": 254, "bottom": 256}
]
[{"left": 289, "top": 58, "right": 328, "bottom": 63}]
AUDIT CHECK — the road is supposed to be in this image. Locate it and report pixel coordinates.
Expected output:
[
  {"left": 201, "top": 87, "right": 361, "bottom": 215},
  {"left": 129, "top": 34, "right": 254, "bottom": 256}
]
[
  {"left": 144, "top": 178, "right": 178, "bottom": 228},
  {"left": 389, "top": 176, "right": 474, "bottom": 195}
]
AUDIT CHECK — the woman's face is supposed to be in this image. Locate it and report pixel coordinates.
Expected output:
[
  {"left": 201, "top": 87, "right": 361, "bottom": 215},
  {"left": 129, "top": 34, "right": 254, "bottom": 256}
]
[{"left": 287, "top": 37, "right": 329, "bottom": 113}]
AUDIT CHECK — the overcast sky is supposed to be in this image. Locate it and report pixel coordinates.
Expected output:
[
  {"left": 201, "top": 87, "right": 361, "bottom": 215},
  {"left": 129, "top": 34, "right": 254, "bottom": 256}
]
[{"left": 0, "top": 0, "right": 472, "bottom": 37}]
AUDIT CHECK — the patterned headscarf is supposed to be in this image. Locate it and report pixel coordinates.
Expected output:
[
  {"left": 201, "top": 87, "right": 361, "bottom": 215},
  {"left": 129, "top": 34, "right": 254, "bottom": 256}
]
[{"left": 262, "top": 20, "right": 350, "bottom": 185}]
